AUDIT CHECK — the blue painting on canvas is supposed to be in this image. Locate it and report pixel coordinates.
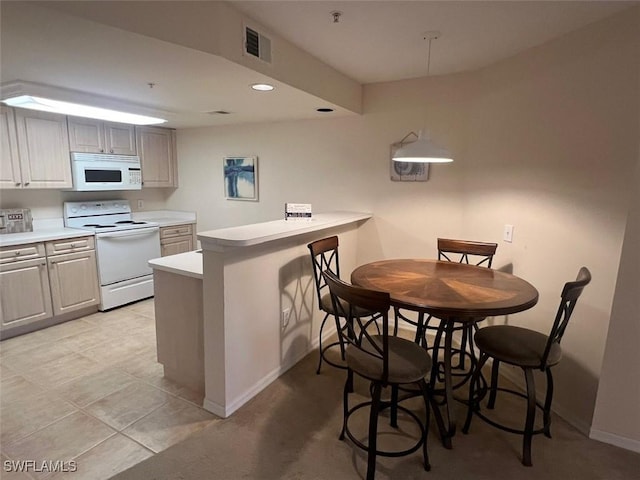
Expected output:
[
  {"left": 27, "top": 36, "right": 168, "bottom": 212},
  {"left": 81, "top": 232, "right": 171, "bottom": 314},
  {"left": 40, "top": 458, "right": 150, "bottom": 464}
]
[{"left": 224, "top": 157, "right": 258, "bottom": 200}]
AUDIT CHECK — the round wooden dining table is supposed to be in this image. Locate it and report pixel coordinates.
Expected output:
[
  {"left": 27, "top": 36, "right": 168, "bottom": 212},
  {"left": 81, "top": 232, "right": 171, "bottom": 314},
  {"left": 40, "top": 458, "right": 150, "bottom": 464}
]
[{"left": 351, "top": 259, "right": 539, "bottom": 446}]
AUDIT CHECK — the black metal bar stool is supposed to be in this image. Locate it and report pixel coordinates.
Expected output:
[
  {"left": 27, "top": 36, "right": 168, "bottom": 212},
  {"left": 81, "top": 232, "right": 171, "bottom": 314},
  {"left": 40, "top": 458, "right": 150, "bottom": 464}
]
[
  {"left": 463, "top": 267, "right": 591, "bottom": 466},
  {"left": 324, "top": 270, "right": 444, "bottom": 480},
  {"left": 395, "top": 238, "right": 498, "bottom": 387},
  {"left": 308, "top": 236, "right": 378, "bottom": 373}
]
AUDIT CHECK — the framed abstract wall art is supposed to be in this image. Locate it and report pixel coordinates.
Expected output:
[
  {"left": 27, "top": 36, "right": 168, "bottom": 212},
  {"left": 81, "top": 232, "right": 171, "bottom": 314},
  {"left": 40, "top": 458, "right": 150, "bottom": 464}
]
[
  {"left": 389, "top": 142, "right": 430, "bottom": 182},
  {"left": 223, "top": 156, "right": 259, "bottom": 201}
]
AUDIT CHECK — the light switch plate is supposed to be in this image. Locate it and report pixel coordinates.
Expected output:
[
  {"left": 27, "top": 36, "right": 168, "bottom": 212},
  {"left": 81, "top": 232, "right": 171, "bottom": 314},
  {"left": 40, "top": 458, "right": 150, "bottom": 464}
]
[{"left": 504, "top": 224, "right": 514, "bottom": 243}]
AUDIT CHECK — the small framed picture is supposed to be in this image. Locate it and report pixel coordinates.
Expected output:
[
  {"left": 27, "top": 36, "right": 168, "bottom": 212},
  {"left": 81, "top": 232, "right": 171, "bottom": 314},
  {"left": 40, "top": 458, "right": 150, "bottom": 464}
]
[
  {"left": 223, "top": 156, "right": 259, "bottom": 201},
  {"left": 390, "top": 142, "right": 429, "bottom": 182}
]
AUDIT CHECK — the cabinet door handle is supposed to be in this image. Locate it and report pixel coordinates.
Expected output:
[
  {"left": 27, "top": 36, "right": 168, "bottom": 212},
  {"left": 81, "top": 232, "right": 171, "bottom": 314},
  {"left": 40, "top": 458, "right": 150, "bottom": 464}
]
[
  {"left": 15, "top": 182, "right": 21, "bottom": 186},
  {"left": 24, "top": 182, "right": 30, "bottom": 186}
]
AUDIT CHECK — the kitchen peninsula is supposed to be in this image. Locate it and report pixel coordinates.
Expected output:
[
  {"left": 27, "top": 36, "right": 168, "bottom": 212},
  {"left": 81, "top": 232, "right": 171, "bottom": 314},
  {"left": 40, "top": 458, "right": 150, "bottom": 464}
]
[{"left": 149, "top": 211, "right": 371, "bottom": 417}]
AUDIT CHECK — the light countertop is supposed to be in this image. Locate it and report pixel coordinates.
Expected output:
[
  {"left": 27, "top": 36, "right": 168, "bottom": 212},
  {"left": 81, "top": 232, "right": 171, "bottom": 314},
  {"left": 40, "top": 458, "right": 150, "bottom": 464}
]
[
  {"left": 133, "top": 210, "right": 197, "bottom": 227},
  {"left": 0, "top": 227, "right": 93, "bottom": 247},
  {"left": 148, "top": 250, "right": 203, "bottom": 279},
  {"left": 0, "top": 210, "right": 197, "bottom": 247},
  {"left": 198, "top": 211, "right": 372, "bottom": 249}
]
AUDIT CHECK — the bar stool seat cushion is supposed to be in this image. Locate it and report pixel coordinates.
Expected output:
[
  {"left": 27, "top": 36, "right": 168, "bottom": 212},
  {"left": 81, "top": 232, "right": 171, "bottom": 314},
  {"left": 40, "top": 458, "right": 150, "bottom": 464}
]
[
  {"left": 474, "top": 326, "right": 562, "bottom": 368},
  {"left": 346, "top": 335, "right": 432, "bottom": 384}
]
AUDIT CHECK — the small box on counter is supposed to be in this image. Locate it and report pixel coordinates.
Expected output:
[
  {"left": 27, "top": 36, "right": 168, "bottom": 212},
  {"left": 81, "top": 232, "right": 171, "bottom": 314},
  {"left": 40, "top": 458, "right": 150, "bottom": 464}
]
[
  {"left": 0, "top": 208, "right": 33, "bottom": 234},
  {"left": 285, "top": 203, "right": 312, "bottom": 221}
]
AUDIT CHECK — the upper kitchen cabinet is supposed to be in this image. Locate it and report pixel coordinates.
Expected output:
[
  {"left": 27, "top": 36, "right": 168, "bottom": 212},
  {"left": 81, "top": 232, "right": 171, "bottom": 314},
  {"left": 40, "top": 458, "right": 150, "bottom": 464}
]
[
  {"left": 0, "top": 106, "right": 21, "bottom": 189},
  {"left": 68, "top": 117, "right": 136, "bottom": 155},
  {"left": 1, "top": 107, "right": 72, "bottom": 189},
  {"left": 136, "top": 126, "right": 178, "bottom": 188}
]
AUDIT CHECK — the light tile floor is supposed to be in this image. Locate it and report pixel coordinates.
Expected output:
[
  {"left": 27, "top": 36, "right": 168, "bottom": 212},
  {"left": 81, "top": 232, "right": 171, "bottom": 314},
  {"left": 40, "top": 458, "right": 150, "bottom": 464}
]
[{"left": 0, "top": 299, "right": 220, "bottom": 479}]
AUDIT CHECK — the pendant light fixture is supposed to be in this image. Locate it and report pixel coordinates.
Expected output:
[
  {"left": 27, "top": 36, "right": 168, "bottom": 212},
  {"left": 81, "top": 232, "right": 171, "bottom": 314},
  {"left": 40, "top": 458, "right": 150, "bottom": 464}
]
[{"left": 392, "top": 31, "right": 453, "bottom": 163}]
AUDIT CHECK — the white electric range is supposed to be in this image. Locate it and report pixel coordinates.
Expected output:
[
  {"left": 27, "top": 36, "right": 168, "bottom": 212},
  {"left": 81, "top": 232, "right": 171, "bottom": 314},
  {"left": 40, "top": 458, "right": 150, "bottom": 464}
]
[{"left": 64, "top": 200, "right": 160, "bottom": 310}]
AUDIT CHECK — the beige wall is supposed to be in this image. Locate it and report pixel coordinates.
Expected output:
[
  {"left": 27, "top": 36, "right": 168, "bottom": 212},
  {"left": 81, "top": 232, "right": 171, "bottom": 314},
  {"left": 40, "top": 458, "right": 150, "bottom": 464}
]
[
  {"left": 459, "top": 9, "right": 639, "bottom": 434},
  {"left": 590, "top": 156, "right": 640, "bottom": 452},
  {"left": 590, "top": 7, "right": 640, "bottom": 451},
  {"left": 167, "top": 8, "right": 639, "bottom": 439}
]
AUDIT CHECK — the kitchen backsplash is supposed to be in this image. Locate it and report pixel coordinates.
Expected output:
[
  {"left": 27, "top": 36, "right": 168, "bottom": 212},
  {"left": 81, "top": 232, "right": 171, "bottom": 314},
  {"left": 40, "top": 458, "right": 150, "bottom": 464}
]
[{"left": 0, "top": 189, "right": 171, "bottom": 221}]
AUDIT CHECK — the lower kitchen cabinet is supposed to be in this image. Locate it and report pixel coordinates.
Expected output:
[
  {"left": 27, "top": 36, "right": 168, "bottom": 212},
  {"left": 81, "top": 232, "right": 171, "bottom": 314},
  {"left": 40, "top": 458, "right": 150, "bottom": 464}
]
[
  {"left": 47, "top": 250, "right": 100, "bottom": 316},
  {"left": 0, "top": 248, "right": 53, "bottom": 332},
  {"left": 160, "top": 224, "right": 195, "bottom": 256},
  {"left": 0, "top": 236, "right": 100, "bottom": 337}
]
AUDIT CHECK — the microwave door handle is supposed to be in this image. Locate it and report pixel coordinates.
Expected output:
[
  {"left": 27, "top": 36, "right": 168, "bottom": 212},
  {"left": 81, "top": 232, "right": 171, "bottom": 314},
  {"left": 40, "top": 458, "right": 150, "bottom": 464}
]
[{"left": 98, "top": 228, "right": 158, "bottom": 239}]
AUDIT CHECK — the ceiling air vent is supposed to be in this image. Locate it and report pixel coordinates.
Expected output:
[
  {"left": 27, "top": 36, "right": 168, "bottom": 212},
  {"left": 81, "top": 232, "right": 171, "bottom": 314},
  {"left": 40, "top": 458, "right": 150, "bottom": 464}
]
[{"left": 245, "top": 26, "right": 272, "bottom": 64}]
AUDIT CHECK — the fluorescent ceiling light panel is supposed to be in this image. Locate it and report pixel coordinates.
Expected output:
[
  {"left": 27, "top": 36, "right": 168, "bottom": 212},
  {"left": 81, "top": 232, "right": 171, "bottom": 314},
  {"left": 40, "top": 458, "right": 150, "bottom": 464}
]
[{"left": 2, "top": 95, "right": 167, "bottom": 125}]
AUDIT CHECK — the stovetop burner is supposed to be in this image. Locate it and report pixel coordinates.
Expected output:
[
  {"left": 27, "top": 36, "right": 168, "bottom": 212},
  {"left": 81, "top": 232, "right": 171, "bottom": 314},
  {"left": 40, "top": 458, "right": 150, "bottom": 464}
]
[{"left": 64, "top": 200, "right": 158, "bottom": 233}]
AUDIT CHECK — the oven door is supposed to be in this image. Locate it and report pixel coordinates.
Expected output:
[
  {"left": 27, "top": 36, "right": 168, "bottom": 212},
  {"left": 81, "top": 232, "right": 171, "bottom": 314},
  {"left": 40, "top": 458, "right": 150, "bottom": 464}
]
[{"left": 95, "top": 227, "right": 160, "bottom": 285}]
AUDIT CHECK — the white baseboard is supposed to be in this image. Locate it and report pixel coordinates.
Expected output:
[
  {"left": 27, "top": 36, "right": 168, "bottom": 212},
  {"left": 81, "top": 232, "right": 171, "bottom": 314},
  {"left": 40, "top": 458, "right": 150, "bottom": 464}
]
[
  {"left": 202, "top": 398, "right": 227, "bottom": 418},
  {"left": 203, "top": 328, "right": 326, "bottom": 418},
  {"left": 589, "top": 429, "right": 640, "bottom": 453}
]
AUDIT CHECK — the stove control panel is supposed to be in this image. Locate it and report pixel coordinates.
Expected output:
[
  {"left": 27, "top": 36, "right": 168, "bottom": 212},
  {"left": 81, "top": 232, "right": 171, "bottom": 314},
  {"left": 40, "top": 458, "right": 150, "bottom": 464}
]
[{"left": 64, "top": 200, "right": 132, "bottom": 218}]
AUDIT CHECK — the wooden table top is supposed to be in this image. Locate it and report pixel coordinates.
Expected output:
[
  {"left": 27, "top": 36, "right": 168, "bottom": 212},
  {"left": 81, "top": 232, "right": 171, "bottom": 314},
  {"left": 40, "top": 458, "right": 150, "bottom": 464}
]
[{"left": 351, "top": 259, "right": 539, "bottom": 319}]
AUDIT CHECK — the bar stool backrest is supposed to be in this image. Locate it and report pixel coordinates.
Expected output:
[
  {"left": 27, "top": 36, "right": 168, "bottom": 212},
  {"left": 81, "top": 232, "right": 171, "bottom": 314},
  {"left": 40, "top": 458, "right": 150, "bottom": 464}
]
[
  {"left": 308, "top": 236, "right": 340, "bottom": 313},
  {"left": 438, "top": 238, "right": 498, "bottom": 268},
  {"left": 323, "top": 270, "right": 391, "bottom": 383},
  {"left": 541, "top": 266, "right": 592, "bottom": 368}
]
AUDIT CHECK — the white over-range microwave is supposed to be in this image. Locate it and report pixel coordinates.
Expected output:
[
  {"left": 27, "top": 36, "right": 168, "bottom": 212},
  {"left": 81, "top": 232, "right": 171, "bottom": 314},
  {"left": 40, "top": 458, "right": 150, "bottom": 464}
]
[{"left": 69, "top": 152, "right": 142, "bottom": 191}]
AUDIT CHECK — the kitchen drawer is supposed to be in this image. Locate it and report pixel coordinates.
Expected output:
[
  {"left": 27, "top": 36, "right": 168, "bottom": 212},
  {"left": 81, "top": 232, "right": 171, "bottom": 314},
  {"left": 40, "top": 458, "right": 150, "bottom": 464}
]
[
  {"left": 160, "top": 235, "right": 194, "bottom": 257},
  {"left": 160, "top": 224, "right": 193, "bottom": 239},
  {"left": 0, "top": 242, "right": 45, "bottom": 264},
  {"left": 45, "top": 236, "right": 95, "bottom": 255}
]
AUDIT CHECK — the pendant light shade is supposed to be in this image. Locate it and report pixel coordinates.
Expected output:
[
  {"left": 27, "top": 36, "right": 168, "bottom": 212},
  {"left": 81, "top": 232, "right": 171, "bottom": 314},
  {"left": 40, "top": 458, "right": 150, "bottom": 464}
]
[
  {"left": 392, "top": 130, "right": 453, "bottom": 163},
  {"left": 391, "top": 32, "right": 453, "bottom": 164}
]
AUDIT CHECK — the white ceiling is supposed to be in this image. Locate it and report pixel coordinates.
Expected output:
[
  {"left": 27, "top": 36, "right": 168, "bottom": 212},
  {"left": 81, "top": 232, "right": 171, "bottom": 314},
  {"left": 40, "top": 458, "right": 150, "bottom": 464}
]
[
  {"left": 0, "top": 1, "right": 633, "bottom": 129},
  {"left": 233, "top": 1, "right": 632, "bottom": 83}
]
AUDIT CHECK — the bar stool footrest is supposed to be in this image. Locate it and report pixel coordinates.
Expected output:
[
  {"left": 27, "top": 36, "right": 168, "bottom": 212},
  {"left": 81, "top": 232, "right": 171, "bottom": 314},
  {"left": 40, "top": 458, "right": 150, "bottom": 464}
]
[
  {"left": 343, "top": 400, "right": 428, "bottom": 461},
  {"left": 469, "top": 386, "right": 549, "bottom": 436}
]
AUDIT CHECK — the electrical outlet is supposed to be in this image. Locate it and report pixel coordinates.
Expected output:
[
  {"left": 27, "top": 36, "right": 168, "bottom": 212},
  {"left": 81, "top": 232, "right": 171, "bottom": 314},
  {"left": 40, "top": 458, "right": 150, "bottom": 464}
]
[
  {"left": 281, "top": 307, "right": 291, "bottom": 328},
  {"left": 137, "top": 199, "right": 144, "bottom": 210},
  {"left": 503, "top": 224, "right": 514, "bottom": 243}
]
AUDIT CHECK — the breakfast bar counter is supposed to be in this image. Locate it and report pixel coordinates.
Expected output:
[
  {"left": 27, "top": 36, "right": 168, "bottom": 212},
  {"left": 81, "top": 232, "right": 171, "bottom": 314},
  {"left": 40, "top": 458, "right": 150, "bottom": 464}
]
[
  {"left": 198, "top": 211, "right": 372, "bottom": 249},
  {"left": 196, "top": 211, "right": 371, "bottom": 417},
  {"left": 149, "top": 250, "right": 205, "bottom": 394},
  {"left": 149, "top": 250, "right": 202, "bottom": 279}
]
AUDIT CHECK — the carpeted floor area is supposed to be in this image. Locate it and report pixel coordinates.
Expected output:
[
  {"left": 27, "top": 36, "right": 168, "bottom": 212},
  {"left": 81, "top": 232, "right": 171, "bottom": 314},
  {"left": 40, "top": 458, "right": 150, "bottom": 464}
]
[{"left": 112, "top": 352, "right": 640, "bottom": 480}]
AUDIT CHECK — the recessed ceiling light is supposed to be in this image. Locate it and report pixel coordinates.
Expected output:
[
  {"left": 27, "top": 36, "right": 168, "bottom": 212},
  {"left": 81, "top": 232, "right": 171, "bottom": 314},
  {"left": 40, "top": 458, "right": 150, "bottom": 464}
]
[
  {"left": 250, "top": 83, "right": 275, "bottom": 91},
  {"left": 316, "top": 108, "right": 334, "bottom": 113}
]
